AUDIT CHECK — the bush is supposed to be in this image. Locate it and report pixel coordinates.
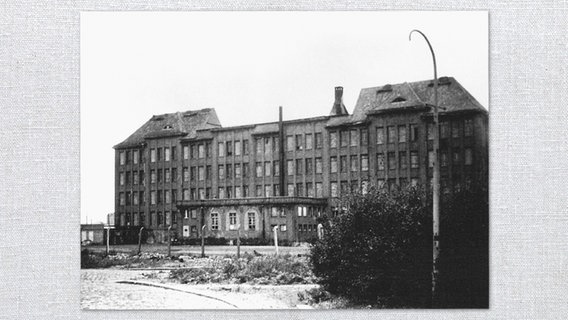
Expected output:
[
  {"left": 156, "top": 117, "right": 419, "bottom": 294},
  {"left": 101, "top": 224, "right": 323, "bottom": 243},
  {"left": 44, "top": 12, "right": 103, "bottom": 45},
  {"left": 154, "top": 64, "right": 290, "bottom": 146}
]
[{"left": 310, "top": 186, "right": 432, "bottom": 307}]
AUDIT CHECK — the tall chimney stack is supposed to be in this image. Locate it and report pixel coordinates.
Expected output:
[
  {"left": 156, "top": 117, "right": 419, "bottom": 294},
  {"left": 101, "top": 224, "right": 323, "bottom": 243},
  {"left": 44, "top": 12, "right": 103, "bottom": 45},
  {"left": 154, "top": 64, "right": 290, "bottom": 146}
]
[{"left": 330, "top": 86, "right": 349, "bottom": 116}]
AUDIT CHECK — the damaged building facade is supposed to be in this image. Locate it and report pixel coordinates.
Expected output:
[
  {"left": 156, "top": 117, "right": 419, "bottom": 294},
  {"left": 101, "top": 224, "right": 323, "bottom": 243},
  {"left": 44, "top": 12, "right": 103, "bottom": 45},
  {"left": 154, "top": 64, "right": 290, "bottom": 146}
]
[{"left": 113, "top": 77, "right": 488, "bottom": 244}]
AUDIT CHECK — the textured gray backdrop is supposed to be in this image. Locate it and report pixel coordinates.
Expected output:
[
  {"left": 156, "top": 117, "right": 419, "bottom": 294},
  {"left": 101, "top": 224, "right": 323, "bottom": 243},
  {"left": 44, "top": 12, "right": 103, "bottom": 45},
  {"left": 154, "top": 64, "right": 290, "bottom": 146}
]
[{"left": 0, "top": 1, "right": 567, "bottom": 319}]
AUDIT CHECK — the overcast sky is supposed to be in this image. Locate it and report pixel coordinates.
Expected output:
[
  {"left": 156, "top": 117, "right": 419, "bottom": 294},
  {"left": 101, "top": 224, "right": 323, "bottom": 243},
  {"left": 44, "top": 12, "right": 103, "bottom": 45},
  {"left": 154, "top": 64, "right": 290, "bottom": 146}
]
[{"left": 80, "top": 11, "right": 488, "bottom": 224}]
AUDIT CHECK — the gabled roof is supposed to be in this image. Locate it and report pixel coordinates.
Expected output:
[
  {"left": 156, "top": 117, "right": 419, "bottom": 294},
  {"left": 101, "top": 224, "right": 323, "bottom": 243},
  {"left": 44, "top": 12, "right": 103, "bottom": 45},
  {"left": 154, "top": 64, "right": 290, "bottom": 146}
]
[
  {"left": 352, "top": 77, "right": 487, "bottom": 121},
  {"left": 114, "top": 108, "right": 221, "bottom": 149}
]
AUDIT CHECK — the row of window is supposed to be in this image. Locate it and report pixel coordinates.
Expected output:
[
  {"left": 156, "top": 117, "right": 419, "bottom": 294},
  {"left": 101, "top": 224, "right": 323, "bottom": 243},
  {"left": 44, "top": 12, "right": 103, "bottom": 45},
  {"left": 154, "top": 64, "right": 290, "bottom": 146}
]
[
  {"left": 118, "top": 211, "right": 177, "bottom": 227},
  {"left": 209, "top": 211, "right": 257, "bottom": 230},
  {"left": 119, "top": 149, "right": 142, "bottom": 166}
]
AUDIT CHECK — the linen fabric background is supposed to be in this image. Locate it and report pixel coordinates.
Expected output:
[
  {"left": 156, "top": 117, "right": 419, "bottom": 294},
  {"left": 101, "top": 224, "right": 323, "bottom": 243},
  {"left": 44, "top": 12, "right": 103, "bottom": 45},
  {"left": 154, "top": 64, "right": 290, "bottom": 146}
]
[{"left": 0, "top": 1, "right": 567, "bottom": 319}]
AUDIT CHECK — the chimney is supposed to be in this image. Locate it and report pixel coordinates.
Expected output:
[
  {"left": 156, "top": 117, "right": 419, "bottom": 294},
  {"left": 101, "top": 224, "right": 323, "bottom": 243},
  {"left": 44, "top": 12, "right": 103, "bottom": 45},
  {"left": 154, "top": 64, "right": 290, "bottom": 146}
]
[{"left": 330, "top": 86, "right": 349, "bottom": 116}]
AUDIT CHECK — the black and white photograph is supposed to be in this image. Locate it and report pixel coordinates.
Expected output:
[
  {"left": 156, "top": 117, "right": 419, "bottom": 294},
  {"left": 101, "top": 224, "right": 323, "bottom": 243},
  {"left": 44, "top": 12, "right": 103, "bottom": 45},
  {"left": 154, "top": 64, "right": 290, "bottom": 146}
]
[{"left": 79, "top": 11, "right": 489, "bottom": 309}]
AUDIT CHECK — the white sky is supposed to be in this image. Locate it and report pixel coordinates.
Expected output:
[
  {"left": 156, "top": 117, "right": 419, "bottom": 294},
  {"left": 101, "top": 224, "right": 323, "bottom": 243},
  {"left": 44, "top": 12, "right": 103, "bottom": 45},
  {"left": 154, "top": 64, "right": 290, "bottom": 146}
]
[{"left": 80, "top": 11, "right": 488, "bottom": 224}]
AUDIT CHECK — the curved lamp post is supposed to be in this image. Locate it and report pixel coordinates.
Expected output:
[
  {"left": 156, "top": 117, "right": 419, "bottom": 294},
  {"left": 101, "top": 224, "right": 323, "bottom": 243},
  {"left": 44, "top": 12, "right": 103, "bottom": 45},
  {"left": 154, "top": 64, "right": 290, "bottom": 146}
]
[{"left": 409, "top": 29, "right": 440, "bottom": 305}]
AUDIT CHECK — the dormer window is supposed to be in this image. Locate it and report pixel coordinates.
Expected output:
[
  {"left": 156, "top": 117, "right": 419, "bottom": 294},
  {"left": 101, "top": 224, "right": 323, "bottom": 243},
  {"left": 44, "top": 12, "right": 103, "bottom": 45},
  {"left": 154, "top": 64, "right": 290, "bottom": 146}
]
[
  {"left": 391, "top": 96, "right": 406, "bottom": 103},
  {"left": 163, "top": 124, "right": 173, "bottom": 130}
]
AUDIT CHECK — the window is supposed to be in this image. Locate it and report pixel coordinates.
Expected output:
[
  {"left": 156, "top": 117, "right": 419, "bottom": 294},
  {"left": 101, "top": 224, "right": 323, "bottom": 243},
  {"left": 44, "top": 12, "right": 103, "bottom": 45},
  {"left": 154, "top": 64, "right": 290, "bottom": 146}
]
[
  {"left": 252, "top": 137, "right": 261, "bottom": 154},
  {"left": 119, "top": 172, "right": 125, "bottom": 186},
  {"left": 171, "top": 146, "right": 177, "bottom": 160},
  {"left": 157, "top": 190, "right": 163, "bottom": 204},
  {"left": 235, "top": 186, "right": 242, "bottom": 198},
  {"left": 183, "top": 189, "right": 189, "bottom": 200},
  {"left": 248, "top": 212, "right": 256, "bottom": 230},
  {"left": 428, "top": 151, "right": 435, "bottom": 168},
  {"left": 198, "top": 144, "right": 205, "bottom": 158},
  {"left": 350, "top": 155, "right": 358, "bottom": 172},
  {"left": 387, "top": 126, "right": 396, "bottom": 144},
  {"left": 340, "top": 131, "right": 349, "bottom": 147},
  {"left": 206, "top": 166, "right": 211, "bottom": 180},
  {"left": 440, "top": 122, "right": 450, "bottom": 139},
  {"left": 273, "top": 136, "right": 279, "bottom": 153},
  {"left": 464, "top": 119, "right": 474, "bottom": 137},
  {"left": 125, "top": 192, "right": 131, "bottom": 205},
  {"left": 255, "top": 185, "right": 263, "bottom": 197},
  {"left": 377, "top": 154, "right": 385, "bottom": 170},
  {"left": 190, "top": 188, "right": 196, "bottom": 200},
  {"left": 157, "top": 148, "right": 162, "bottom": 161},
  {"left": 410, "top": 124, "right": 418, "bottom": 141},
  {"left": 205, "top": 188, "right": 210, "bottom": 199},
  {"left": 243, "top": 163, "right": 249, "bottom": 178},
  {"left": 264, "top": 137, "right": 271, "bottom": 155},
  {"left": 264, "top": 161, "right": 271, "bottom": 176},
  {"left": 376, "top": 127, "right": 385, "bottom": 144},
  {"left": 361, "top": 155, "right": 369, "bottom": 172},
  {"left": 226, "top": 164, "right": 232, "bottom": 179},
  {"left": 271, "top": 207, "right": 279, "bottom": 217},
  {"left": 264, "top": 185, "right": 273, "bottom": 197},
  {"left": 165, "top": 190, "right": 171, "bottom": 204},
  {"left": 330, "top": 156, "right": 338, "bottom": 173},
  {"left": 273, "top": 160, "right": 280, "bottom": 177},
  {"left": 119, "top": 151, "right": 125, "bottom": 165},
  {"left": 452, "top": 122, "right": 460, "bottom": 138},
  {"left": 206, "top": 143, "right": 212, "bottom": 158},
  {"left": 331, "top": 182, "right": 338, "bottom": 197},
  {"left": 227, "top": 186, "right": 233, "bottom": 199},
  {"left": 172, "top": 189, "right": 177, "bottom": 202},
  {"left": 218, "top": 165, "right": 225, "bottom": 180},
  {"left": 183, "top": 146, "right": 189, "bottom": 160},
  {"left": 150, "top": 170, "right": 156, "bottom": 184},
  {"left": 306, "top": 158, "right": 313, "bottom": 175},
  {"left": 150, "top": 149, "right": 156, "bottom": 162},
  {"left": 428, "top": 124, "right": 434, "bottom": 140},
  {"left": 234, "top": 163, "right": 241, "bottom": 178},
  {"left": 441, "top": 151, "right": 448, "bottom": 167},
  {"left": 398, "top": 125, "right": 407, "bottom": 143},
  {"left": 133, "top": 150, "right": 139, "bottom": 164},
  {"left": 280, "top": 224, "right": 287, "bottom": 232},
  {"left": 229, "top": 212, "right": 237, "bottom": 229},
  {"left": 315, "top": 182, "right": 323, "bottom": 197},
  {"left": 164, "top": 147, "right": 171, "bottom": 161},
  {"left": 183, "top": 167, "right": 189, "bottom": 182},
  {"left": 287, "top": 184, "right": 294, "bottom": 196},
  {"left": 350, "top": 129, "right": 358, "bottom": 147},
  {"left": 350, "top": 180, "right": 358, "bottom": 193},
  {"left": 315, "top": 158, "right": 323, "bottom": 174},
  {"left": 190, "top": 145, "right": 197, "bottom": 159},
  {"left": 158, "top": 169, "right": 164, "bottom": 183},
  {"left": 235, "top": 140, "right": 241, "bottom": 156},
  {"left": 150, "top": 191, "right": 156, "bottom": 205},
  {"left": 218, "top": 142, "right": 225, "bottom": 157},
  {"left": 307, "top": 182, "right": 314, "bottom": 197},
  {"left": 399, "top": 151, "right": 407, "bottom": 170},
  {"left": 453, "top": 149, "right": 461, "bottom": 165},
  {"left": 305, "top": 133, "right": 313, "bottom": 150},
  {"left": 296, "top": 183, "right": 304, "bottom": 197},
  {"left": 211, "top": 213, "right": 219, "bottom": 230},
  {"left": 133, "top": 172, "right": 139, "bottom": 185},
  {"left": 465, "top": 148, "right": 473, "bottom": 165},
  {"left": 286, "top": 135, "right": 294, "bottom": 151},
  {"left": 361, "top": 129, "right": 368, "bottom": 146},
  {"left": 165, "top": 169, "right": 171, "bottom": 183},
  {"left": 340, "top": 181, "right": 349, "bottom": 195},
  {"left": 296, "top": 134, "right": 303, "bottom": 150},
  {"left": 315, "top": 132, "right": 323, "bottom": 149},
  {"left": 243, "top": 185, "right": 249, "bottom": 198},
  {"left": 411, "top": 151, "right": 419, "bottom": 169},
  {"left": 226, "top": 141, "right": 233, "bottom": 156},
  {"left": 119, "top": 192, "right": 125, "bottom": 205},
  {"left": 190, "top": 167, "right": 196, "bottom": 181},
  {"left": 411, "top": 178, "right": 419, "bottom": 187},
  {"left": 296, "top": 159, "right": 303, "bottom": 175},
  {"left": 218, "top": 187, "right": 225, "bottom": 199},
  {"left": 340, "top": 156, "right": 347, "bottom": 173},
  {"left": 198, "top": 166, "right": 205, "bottom": 181},
  {"left": 361, "top": 180, "right": 369, "bottom": 194},
  {"left": 388, "top": 152, "right": 396, "bottom": 170},
  {"left": 287, "top": 160, "right": 294, "bottom": 175},
  {"left": 256, "top": 162, "right": 263, "bottom": 177},
  {"left": 330, "top": 131, "right": 338, "bottom": 148},
  {"left": 243, "top": 139, "right": 249, "bottom": 155}
]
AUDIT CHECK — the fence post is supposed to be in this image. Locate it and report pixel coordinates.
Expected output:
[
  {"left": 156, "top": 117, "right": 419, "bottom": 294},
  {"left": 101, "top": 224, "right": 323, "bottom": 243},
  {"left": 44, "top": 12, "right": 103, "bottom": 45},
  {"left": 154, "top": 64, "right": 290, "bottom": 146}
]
[
  {"left": 137, "top": 227, "right": 144, "bottom": 255},
  {"left": 201, "top": 225, "right": 206, "bottom": 258},
  {"left": 236, "top": 226, "right": 241, "bottom": 259},
  {"left": 167, "top": 225, "right": 172, "bottom": 257},
  {"left": 273, "top": 225, "right": 279, "bottom": 255}
]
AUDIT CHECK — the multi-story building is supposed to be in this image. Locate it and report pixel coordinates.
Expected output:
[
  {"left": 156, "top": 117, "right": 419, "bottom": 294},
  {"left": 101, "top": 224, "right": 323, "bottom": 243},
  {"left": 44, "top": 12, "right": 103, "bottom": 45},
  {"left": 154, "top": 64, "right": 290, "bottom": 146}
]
[{"left": 113, "top": 77, "right": 488, "bottom": 243}]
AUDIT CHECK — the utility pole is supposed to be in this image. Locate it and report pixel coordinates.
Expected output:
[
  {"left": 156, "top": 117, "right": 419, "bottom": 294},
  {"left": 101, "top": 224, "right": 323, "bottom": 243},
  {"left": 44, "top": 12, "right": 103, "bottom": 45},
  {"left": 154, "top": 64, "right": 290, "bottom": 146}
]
[
  {"left": 137, "top": 227, "right": 144, "bottom": 255},
  {"left": 409, "top": 29, "right": 441, "bottom": 306},
  {"left": 200, "top": 206, "right": 205, "bottom": 258}
]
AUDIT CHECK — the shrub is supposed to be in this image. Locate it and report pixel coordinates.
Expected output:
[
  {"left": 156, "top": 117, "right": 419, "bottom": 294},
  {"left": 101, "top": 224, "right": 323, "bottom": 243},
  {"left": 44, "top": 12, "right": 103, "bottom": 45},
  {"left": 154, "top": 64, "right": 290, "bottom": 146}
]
[{"left": 310, "top": 186, "right": 432, "bottom": 307}]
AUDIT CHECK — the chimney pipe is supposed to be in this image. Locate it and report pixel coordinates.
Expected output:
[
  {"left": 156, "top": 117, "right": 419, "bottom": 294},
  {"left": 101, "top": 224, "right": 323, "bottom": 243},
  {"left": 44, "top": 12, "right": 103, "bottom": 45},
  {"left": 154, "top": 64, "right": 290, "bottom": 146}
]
[
  {"left": 330, "top": 86, "right": 348, "bottom": 116},
  {"left": 334, "top": 86, "right": 343, "bottom": 102}
]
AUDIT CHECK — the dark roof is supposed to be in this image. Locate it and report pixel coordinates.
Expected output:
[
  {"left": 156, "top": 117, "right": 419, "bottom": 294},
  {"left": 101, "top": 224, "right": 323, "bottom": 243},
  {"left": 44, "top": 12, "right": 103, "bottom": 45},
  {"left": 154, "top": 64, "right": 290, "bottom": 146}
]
[
  {"left": 352, "top": 77, "right": 487, "bottom": 121},
  {"left": 114, "top": 108, "right": 221, "bottom": 149}
]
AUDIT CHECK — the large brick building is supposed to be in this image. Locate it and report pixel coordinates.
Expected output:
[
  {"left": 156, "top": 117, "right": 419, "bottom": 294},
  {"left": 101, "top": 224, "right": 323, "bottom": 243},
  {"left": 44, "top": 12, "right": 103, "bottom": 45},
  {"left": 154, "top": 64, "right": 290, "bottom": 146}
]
[{"left": 113, "top": 77, "right": 488, "bottom": 244}]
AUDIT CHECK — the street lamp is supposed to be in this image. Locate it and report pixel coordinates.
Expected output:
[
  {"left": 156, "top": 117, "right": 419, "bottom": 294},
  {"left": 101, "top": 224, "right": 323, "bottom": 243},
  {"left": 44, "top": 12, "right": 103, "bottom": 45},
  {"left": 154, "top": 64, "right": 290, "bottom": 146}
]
[{"left": 409, "top": 29, "right": 441, "bottom": 305}]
